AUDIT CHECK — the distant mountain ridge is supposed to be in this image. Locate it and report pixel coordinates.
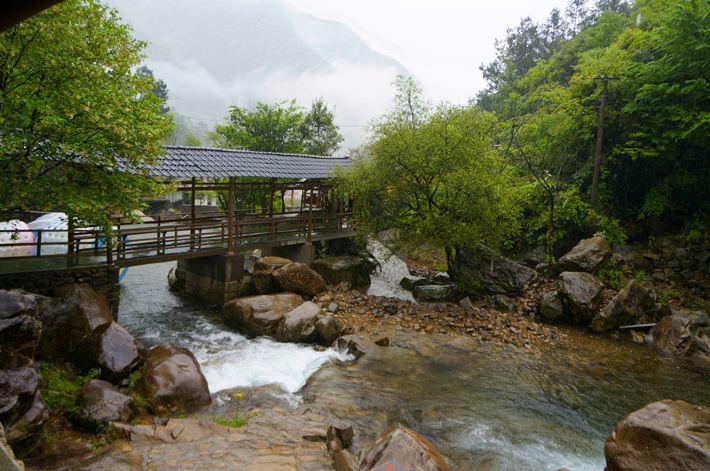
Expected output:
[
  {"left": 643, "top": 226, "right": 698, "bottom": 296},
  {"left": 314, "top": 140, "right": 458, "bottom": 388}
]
[{"left": 109, "top": 0, "right": 407, "bottom": 83}]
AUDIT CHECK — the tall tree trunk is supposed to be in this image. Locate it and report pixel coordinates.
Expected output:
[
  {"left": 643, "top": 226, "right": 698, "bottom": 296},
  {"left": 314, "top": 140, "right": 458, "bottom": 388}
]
[{"left": 546, "top": 191, "right": 556, "bottom": 277}]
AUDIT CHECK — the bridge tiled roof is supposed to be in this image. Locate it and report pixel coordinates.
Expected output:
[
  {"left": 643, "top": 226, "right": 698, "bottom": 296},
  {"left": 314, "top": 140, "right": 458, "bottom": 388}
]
[{"left": 139, "top": 146, "right": 350, "bottom": 179}]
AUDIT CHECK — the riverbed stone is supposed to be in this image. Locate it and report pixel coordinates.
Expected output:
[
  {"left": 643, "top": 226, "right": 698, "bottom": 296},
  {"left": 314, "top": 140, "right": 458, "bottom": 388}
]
[
  {"left": 651, "top": 308, "right": 710, "bottom": 369},
  {"left": 400, "top": 276, "right": 428, "bottom": 291},
  {"left": 0, "top": 290, "right": 37, "bottom": 320},
  {"left": 448, "top": 244, "right": 538, "bottom": 295},
  {"left": 0, "top": 353, "right": 49, "bottom": 446},
  {"left": 252, "top": 257, "right": 292, "bottom": 294},
  {"left": 278, "top": 301, "right": 321, "bottom": 343},
  {"left": 316, "top": 316, "right": 343, "bottom": 345},
  {"left": 85, "top": 322, "right": 147, "bottom": 382},
  {"left": 75, "top": 379, "right": 133, "bottom": 431},
  {"left": 272, "top": 262, "right": 326, "bottom": 296},
  {"left": 332, "top": 335, "right": 366, "bottom": 359},
  {"left": 224, "top": 293, "right": 304, "bottom": 337},
  {"left": 0, "top": 292, "right": 42, "bottom": 360},
  {"left": 36, "top": 284, "right": 114, "bottom": 362},
  {"left": 558, "top": 236, "right": 612, "bottom": 274},
  {"left": 413, "top": 284, "right": 461, "bottom": 302},
  {"left": 590, "top": 280, "right": 656, "bottom": 333},
  {"left": 604, "top": 400, "right": 710, "bottom": 471},
  {"left": 361, "top": 426, "right": 450, "bottom": 471},
  {"left": 558, "top": 272, "right": 604, "bottom": 324},
  {"left": 311, "top": 256, "right": 373, "bottom": 288},
  {"left": 538, "top": 291, "right": 566, "bottom": 324},
  {"left": 137, "top": 344, "right": 211, "bottom": 414}
]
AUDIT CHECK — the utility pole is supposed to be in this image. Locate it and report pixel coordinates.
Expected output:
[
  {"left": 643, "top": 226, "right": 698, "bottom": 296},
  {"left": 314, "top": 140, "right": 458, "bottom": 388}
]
[{"left": 590, "top": 75, "right": 619, "bottom": 210}]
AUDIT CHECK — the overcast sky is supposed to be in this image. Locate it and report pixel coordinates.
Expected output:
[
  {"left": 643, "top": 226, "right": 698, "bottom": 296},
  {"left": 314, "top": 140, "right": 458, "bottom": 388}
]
[{"left": 283, "top": 0, "right": 567, "bottom": 106}]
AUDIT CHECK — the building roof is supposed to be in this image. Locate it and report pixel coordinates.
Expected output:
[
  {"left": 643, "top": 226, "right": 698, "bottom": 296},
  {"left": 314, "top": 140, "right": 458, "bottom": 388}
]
[{"left": 135, "top": 146, "right": 351, "bottom": 179}]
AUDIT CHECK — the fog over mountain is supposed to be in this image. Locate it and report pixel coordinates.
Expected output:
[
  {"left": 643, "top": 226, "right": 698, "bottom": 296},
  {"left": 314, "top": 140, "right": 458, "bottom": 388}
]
[{"left": 108, "top": 0, "right": 410, "bottom": 149}]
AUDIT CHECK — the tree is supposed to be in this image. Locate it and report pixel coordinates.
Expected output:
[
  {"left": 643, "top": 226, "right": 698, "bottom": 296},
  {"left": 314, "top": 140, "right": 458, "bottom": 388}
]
[
  {"left": 298, "top": 98, "right": 343, "bottom": 155},
  {"left": 211, "top": 100, "right": 304, "bottom": 153},
  {"left": 0, "top": 0, "right": 173, "bottom": 230},
  {"left": 136, "top": 65, "right": 170, "bottom": 114},
  {"left": 211, "top": 98, "right": 344, "bottom": 155},
  {"left": 341, "top": 76, "right": 519, "bottom": 266}
]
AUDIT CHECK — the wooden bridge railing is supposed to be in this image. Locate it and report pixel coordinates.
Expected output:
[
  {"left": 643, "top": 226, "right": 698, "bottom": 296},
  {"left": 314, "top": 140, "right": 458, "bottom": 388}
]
[{"left": 0, "top": 209, "right": 353, "bottom": 269}]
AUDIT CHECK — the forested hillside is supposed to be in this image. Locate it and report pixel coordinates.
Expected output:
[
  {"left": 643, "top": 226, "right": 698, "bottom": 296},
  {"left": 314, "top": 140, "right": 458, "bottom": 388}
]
[{"left": 478, "top": 0, "right": 708, "bottom": 246}]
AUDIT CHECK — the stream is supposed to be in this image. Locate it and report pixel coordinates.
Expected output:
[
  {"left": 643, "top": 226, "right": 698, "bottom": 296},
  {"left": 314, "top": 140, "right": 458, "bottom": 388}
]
[{"left": 118, "top": 255, "right": 710, "bottom": 470}]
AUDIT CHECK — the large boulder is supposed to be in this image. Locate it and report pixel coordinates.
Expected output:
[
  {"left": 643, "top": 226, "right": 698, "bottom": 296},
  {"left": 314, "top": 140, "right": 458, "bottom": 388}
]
[
  {"left": 448, "top": 244, "right": 538, "bottom": 295},
  {"left": 651, "top": 308, "right": 710, "bottom": 369},
  {"left": 413, "top": 284, "right": 461, "bottom": 302},
  {"left": 223, "top": 293, "right": 304, "bottom": 337},
  {"left": 538, "top": 291, "right": 566, "bottom": 324},
  {"left": 604, "top": 400, "right": 710, "bottom": 471},
  {"left": 361, "top": 427, "right": 450, "bottom": 471},
  {"left": 316, "top": 316, "right": 343, "bottom": 345},
  {"left": 0, "top": 291, "right": 42, "bottom": 361},
  {"left": 311, "top": 256, "right": 373, "bottom": 288},
  {"left": 137, "top": 344, "right": 211, "bottom": 414},
  {"left": 36, "top": 284, "right": 113, "bottom": 362},
  {"left": 277, "top": 301, "right": 321, "bottom": 343},
  {"left": 558, "top": 272, "right": 604, "bottom": 324},
  {"left": 75, "top": 379, "right": 133, "bottom": 431},
  {"left": 590, "top": 280, "right": 656, "bottom": 333},
  {"left": 272, "top": 262, "right": 326, "bottom": 297},
  {"left": 558, "top": 236, "right": 612, "bottom": 274},
  {"left": 84, "top": 322, "right": 146, "bottom": 382},
  {"left": 0, "top": 354, "right": 48, "bottom": 446},
  {"left": 252, "top": 257, "right": 292, "bottom": 294}
]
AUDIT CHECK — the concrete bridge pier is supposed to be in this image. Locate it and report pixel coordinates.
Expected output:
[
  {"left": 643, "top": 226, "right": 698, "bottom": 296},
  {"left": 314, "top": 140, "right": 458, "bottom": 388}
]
[
  {"left": 170, "top": 253, "right": 246, "bottom": 306},
  {"left": 261, "top": 242, "right": 315, "bottom": 265}
]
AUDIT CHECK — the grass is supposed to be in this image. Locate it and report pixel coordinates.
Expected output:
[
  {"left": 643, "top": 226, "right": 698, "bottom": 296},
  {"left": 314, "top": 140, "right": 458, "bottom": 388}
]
[{"left": 39, "top": 363, "right": 100, "bottom": 414}]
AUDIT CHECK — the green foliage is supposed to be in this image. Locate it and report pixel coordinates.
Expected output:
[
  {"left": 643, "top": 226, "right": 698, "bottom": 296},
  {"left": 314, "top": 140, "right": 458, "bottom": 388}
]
[
  {"left": 211, "top": 98, "right": 343, "bottom": 155},
  {"left": 340, "top": 75, "right": 520, "bottom": 257},
  {"left": 212, "top": 391, "right": 253, "bottom": 428},
  {"left": 39, "top": 362, "right": 100, "bottom": 414},
  {"left": 126, "top": 371, "right": 141, "bottom": 391},
  {"left": 0, "top": 0, "right": 173, "bottom": 230},
  {"left": 479, "top": 0, "right": 708, "bottom": 238},
  {"left": 659, "top": 286, "right": 681, "bottom": 305},
  {"left": 633, "top": 269, "right": 647, "bottom": 283},
  {"left": 597, "top": 264, "right": 625, "bottom": 289}
]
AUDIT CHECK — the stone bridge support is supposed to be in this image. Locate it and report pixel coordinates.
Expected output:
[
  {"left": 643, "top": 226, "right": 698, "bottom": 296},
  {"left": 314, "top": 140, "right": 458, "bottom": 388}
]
[
  {"left": 261, "top": 242, "right": 315, "bottom": 265},
  {"left": 169, "top": 253, "right": 246, "bottom": 306}
]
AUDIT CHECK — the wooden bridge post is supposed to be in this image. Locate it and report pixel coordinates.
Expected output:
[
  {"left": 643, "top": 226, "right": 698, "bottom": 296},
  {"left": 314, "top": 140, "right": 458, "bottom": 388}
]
[
  {"left": 227, "top": 177, "right": 235, "bottom": 254},
  {"left": 307, "top": 181, "right": 313, "bottom": 243},
  {"left": 189, "top": 177, "right": 196, "bottom": 250}
]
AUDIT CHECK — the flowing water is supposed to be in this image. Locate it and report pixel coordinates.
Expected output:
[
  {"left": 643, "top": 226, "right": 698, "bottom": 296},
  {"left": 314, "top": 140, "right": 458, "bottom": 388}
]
[{"left": 118, "top": 260, "right": 710, "bottom": 471}]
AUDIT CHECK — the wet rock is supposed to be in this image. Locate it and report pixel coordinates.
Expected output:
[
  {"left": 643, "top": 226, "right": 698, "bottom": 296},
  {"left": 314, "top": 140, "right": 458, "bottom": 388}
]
[
  {"left": 375, "top": 337, "right": 390, "bottom": 347},
  {"left": 459, "top": 297, "right": 474, "bottom": 309},
  {"left": 223, "top": 293, "right": 304, "bottom": 337},
  {"left": 37, "top": 284, "right": 113, "bottom": 362},
  {"left": 400, "top": 276, "right": 428, "bottom": 291},
  {"left": 590, "top": 280, "right": 656, "bottom": 333},
  {"left": 316, "top": 316, "right": 343, "bottom": 345},
  {"left": 0, "top": 290, "right": 42, "bottom": 360},
  {"left": 558, "top": 236, "right": 612, "bottom": 274},
  {"left": 75, "top": 379, "right": 133, "bottom": 431},
  {"left": 85, "top": 322, "right": 146, "bottom": 382},
  {"left": 413, "top": 284, "right": 461, "bottom": 302},
  {"left": 448, "top": 244, "right": 538, "bottom": 295},
  {"left": 328, "top": 302, "right": 339, "bottom": 313},
  {"left": 558, "top": 272, "right": 604, "bottom": 324},
  {"left": 519, "top": 246, "right": 546, "bottom": 268},
  {"left": 333, "top": 449, "right": 358, "bottom": 471},
  {"left": 4, "top": 391, "right": 48, "bottom": 446},
  {"left": 538, "top": 291, "right": 566, "bottom": 324},
  {"left": 278, "top": 301, "right": 321, "bottom": 343},
  {"left": 252, "top": 256, "right": 292, "bottom": 294},
  {"left": 327, "top": 422, "right": 354, "bottom": 449},
  {"left": 137, "top": 344, "right": 211, "bottom": 414},
  {"left": 311, "top": 256, "right": 373, "bottom": 288},
  {"left": 491, "top": 294, "right": 515, "bottom": 312},
  {"left": 0, "top": 422, "right": 25, "bottom": 471},
  {"left": 272, "top": 262, "right": 326, "bottom": 296},
  {"left": 361, "top": 426, "right": 450, "bottom": 471},
  {"left": 651, "top": 308, "right": 710, "bottom": 369},
  {"left": 167, "top": 265, "right": 184, "bottom": 293},
  {"left": 0, "top": 354, "right": 48, "bottom": 446},
  {"left": 604, "top": 400, "right": 710, "bottom": 471},
  {"left": 332, "top": 336, "right": 365, "bottom": 359}
]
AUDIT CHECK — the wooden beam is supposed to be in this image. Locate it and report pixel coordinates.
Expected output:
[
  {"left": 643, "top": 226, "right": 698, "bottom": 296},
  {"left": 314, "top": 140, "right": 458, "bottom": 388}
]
[
  {"left": 0, "top": 0, "right": 63, "bottom": 32},
  {"left": 227, "top": 177, "right": 235, "bottom": 253}
]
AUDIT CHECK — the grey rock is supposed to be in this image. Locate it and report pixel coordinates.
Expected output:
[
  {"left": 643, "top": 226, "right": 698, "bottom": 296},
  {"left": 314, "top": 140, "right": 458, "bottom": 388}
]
[
  {"left": 311, "top": 256, "right": 374, "bottom": 288},
  {"left": 0, "top": 422, "right": 25, "bottom": 471},
  {"left": 272, "top": 262, "right": 326, "bottom": 297},
  {"left": 252, "top": 257, "right": 292, "bottom": 295},
  {"left": 590, "top": 280, "right": 656, "bottom": 333},
  {"left": 278, "top": 301, "right": 320, "bottom": 343},
  {"left": 413, "top": 284, "right": 460, "bottom": 302},
  {"left": 399, "top": 276, "right": 428, "bottom": 291},
  {"left": 538, "top": 291, "right": 566, "bottom": 324},
  {"left": 75, "top": 379, "right": 133, "bottom": 431},
  {"left": 316, "top": 316, "right": 343, "bottom": 345},
  {"left": 651, "top": 308, "right": 710, "bottom": 369},
  {"left": 449, "top": 244, "right": 538, "bottom": 295},
  {"left": 332, "top": 336, "right": 365, "bottom": 359},
  {"left": 558, "top": 272, "right": 604, "bottom": 324},
  {"left": 558, "top": 236, "right": 612, "bottom": 273}
]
